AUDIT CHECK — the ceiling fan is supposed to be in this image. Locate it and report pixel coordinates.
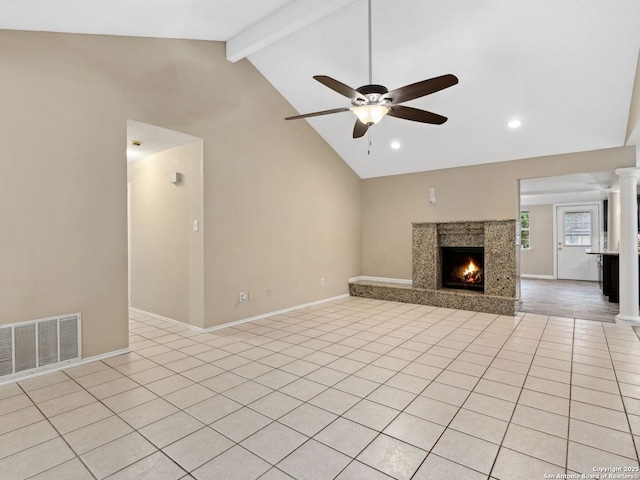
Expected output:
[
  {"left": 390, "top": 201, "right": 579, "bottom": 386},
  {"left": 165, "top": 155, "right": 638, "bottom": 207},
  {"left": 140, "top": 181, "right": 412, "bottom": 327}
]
[{"left": 285, "top": 0, "right": 459, "bottom": 139}]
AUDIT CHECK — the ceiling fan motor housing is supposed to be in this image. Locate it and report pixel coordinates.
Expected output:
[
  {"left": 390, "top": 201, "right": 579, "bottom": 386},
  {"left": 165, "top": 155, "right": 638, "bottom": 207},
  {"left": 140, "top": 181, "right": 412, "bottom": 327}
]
[{"left": 353, "top": 84, "right": 390, "bottom": 107}]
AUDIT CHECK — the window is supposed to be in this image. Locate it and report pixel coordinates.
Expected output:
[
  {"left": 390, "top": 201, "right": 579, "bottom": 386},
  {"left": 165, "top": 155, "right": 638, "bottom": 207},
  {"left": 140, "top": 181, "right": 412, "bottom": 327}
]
[
  {"left": 563, "top": 210, "right": 591, "bottom": 246},
  {"left": 520, "top": 210, "right": 530, "bottom": 249}
]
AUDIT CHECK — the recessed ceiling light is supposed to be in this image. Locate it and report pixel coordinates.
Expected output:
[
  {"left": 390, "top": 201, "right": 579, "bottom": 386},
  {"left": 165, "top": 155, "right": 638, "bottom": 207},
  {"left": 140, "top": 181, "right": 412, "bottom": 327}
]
[
  {"left": 508, "top": 120, "right": 521, "bottom": 129},
  {"left": 390, "top": 141, "right": 401, "bottom": 149}
]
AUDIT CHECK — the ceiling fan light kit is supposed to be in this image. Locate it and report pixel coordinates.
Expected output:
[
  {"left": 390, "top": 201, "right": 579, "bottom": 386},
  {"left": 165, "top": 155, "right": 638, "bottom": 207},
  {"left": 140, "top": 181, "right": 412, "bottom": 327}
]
[
  {"left": 353, "top": 104, "right": 389, "bottom": 126},
  {"left": 285, "top": 0, "right": 458, "bottom": 139}
]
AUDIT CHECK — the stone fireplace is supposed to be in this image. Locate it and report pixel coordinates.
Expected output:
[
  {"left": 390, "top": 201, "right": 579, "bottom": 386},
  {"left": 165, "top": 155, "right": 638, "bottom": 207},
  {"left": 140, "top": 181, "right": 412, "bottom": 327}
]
[{"left": 350, "top": 219, "right": 518, "bottom": 315}]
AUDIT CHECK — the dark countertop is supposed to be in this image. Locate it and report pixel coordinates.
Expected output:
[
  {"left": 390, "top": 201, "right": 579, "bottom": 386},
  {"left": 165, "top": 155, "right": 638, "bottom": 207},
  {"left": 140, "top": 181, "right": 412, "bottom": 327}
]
[{"left": 585, "top": 249, "right": 619, "bottom": 255}]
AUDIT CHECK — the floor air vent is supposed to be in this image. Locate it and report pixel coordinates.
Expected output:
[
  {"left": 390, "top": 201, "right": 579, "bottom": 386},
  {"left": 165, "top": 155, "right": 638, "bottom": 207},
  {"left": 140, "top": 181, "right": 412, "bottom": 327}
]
[{"left": 0, "top": 314, "right": 81, "bottom": 380}]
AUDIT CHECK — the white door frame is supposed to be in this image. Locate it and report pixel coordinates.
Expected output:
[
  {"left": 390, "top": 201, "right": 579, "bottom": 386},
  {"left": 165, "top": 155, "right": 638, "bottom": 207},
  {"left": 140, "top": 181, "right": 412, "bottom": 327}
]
[{"left": 552, "top": 201, "right": 604, "bottom": 279}]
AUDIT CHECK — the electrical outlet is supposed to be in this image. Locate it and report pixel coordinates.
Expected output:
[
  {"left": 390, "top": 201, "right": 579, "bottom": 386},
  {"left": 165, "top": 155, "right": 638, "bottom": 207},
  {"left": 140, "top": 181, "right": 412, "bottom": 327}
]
[
  {"left": 320, "top": 278, "right": 325, "bottom": 287},
  {"left": 239, "top": 292, "right": 247, "bottom": 303}
]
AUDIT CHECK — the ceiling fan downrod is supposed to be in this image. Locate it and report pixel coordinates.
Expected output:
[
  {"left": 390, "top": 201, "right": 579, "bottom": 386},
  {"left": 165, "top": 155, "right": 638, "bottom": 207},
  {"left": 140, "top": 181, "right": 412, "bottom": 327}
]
[{"left": 367, "top": 0, "right": 373, "bottom": 85}]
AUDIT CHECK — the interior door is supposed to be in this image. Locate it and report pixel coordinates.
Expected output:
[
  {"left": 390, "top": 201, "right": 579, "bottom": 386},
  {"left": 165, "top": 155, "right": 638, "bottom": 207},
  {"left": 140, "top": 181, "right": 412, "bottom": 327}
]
[{"left": 557, "top": 205, "right": 600, "bottom": 281}]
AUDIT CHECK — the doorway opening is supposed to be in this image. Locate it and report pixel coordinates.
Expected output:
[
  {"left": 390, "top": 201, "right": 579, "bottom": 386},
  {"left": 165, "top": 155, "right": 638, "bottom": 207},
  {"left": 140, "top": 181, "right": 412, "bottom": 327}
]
[
  {"left": 518, "top": 172, "right": 616, "bottom": 321},
  {"left": 126, "top": 120, "right": 205, "bottom": 329}
]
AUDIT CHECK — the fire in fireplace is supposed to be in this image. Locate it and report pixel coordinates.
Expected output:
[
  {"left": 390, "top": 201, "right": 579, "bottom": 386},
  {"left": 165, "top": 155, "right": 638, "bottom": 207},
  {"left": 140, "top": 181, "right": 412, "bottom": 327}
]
[{"left": 441, "top": 247, "right": 484, "bottom": 292}]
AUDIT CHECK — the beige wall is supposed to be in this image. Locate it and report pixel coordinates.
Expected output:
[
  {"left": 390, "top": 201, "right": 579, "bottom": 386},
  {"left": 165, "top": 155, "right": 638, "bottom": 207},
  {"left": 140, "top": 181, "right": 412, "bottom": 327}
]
[
  {"left": 626, "top": 50, "right": 640, "bottom": 144},
  {"left": 0, "top": 30, "right": 361, "bottom": 353},
  {"left": 361, "top": 146, "right": 636, "bottom": 280},
  {"left": 520, "top": 204, "right": 554, "bottom": 277},
  {"left": 203, "top": 91, "right": 362, "bottom": 327},
  {"left": 1, "top": 31, "right": 129, "bottom": 357},
  {"left": 128, "top": 141, "right": 204, "bottom": 328}
]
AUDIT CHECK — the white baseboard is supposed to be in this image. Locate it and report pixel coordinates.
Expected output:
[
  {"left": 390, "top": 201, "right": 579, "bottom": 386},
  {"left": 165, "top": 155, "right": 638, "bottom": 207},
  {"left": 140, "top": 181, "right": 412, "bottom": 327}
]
[
  {"left": 5, "top": 292, "right": 354, "bottom": 386},
  {"left": 349, "top": 276, "right": 413, "bottom": 285},
  {"left": 0, "top": 347, "right": 131, "bottom": 387},
  {"left": 521, "top": 274, "right": 556, "bottom": 280},
  {"left": 205, "top": 294, "right": 351, "bottom": 332},
  {"left": 128, "top": 308, "right": 207, "bottom": 333},
  {"left": 130, "top": 293, "right": 351, "bottom": 334}
]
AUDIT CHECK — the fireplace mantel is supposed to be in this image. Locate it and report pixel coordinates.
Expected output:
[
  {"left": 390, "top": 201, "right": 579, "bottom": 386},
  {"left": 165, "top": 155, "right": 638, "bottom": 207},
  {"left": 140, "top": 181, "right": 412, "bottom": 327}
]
[{"left": 350, "top": 219, "right": 518, "bottom": 316}]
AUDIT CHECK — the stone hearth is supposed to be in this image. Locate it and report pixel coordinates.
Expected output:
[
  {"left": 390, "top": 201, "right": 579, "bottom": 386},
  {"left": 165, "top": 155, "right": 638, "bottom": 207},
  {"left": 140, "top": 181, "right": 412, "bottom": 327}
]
[{"left": 350, "top": 220, "right": 518, "bottom": 315}]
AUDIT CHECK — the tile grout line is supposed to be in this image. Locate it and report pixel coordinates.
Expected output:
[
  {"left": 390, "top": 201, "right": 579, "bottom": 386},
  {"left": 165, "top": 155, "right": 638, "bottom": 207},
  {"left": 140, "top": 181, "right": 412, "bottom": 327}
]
[
  {"left": 5, "top": 296, "right": 640, "bottom": 479},
  {"left": 0, "top": 304, "right": 540, "bottom": 476},
  {"left": 234, "top": 308, "right": 491, "bottom": 478},
  {"left": 41, "top": 369, "right": 199, "bottom": 479},
  {"left": 21, "top": 349, "right": 210, "bottom": 478},
  {"left": 328, "top": 310, "right": 501, "bottom": 479},
  {"left": 564, "top": 314, "right": 577, "bottom": 475},
  {"left": 0, "top": 299, "right": 416, "bottom": 477},
  {"left": 17, "top": 374, "right": 100, "bottom": 480},
  {"left": 122, "top": 301, "right": 442, "bottom": 476},
  {"left": 247, "top": 306, "right": 477, "bottom": 479},
  {"left": 239, "top": 301, "right": 432, "bottom": 478},
  {"left": 603, "top": 324, "right": 640, "bottom": 465},
  {"left": 317, "top": 308, "right": 511, "bottom": 479},
  {"left": 485, "top": 312, "right": 550, "bottom": 478},
  {"left": 406, "top": 311, "right": 536, "bottom": 479},
  {"left": 565, "top": 324, "right": 640, "bottom": 463}
]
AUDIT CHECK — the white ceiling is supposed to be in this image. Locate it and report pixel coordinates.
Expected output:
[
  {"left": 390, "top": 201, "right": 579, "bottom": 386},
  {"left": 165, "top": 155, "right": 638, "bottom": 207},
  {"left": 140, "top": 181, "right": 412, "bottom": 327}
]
[
  {"left": 0, "top": 0, "right": 293, "bottom": 41},
  {"left": 126, "top": 120, "right": 201, "bottom": 163},
  {"left": 520, "top": 171, "right": 614, "bottom": 206},
  {"left": 2, "top": 0, "right": 640, "bottom": 180}
]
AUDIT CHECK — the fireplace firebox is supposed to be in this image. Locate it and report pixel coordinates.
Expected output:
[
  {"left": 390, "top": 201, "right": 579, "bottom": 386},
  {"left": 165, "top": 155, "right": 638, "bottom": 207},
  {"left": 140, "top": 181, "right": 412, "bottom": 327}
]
[{"left": 441, "top": 247, "right": 484, "bottom": 292}]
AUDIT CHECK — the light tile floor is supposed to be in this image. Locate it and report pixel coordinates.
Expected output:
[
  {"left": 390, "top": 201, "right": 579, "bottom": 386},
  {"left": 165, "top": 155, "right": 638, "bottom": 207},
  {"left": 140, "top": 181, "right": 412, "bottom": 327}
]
[{"left": 2, "top": 297, "right": 640, "bottom": 479}]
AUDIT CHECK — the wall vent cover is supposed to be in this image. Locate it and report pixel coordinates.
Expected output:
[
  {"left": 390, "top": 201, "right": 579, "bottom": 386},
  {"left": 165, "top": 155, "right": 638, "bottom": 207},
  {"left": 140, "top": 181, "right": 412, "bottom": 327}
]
[{"left": 0, "top": 313, "right": 81, "bottom": 381}]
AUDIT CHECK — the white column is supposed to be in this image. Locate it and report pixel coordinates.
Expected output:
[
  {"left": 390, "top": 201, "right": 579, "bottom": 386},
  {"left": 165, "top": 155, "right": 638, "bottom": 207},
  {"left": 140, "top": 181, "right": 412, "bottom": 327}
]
[
  {"left": 615, "top": 167, "right": 640, "bottom": 324},
  {"left": 606, "top": 189, "right": 620, "bottom": 252}
]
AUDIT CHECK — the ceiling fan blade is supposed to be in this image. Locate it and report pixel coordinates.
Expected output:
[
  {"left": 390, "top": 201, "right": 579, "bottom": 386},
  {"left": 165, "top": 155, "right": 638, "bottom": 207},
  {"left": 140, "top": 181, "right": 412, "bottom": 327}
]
[
  {"left": 353, "top": 119, "right": 369, "bottom": 138},
  {"left": 384, "top": 74, "right": 458, "bottom": 104},
  {"left": 388, "top": 105, "right": 448, "bottom": 124},
  {"left": 314, "top": 75, "right": 366, "bottom": 101},
  {"left": 285, "top": 107, "right": 351, "bottom": 120}
]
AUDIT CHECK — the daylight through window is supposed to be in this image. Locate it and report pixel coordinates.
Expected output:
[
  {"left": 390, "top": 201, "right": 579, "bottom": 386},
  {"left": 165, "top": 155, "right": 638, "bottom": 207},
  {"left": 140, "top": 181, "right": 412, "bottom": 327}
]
[{"left": 520, "top": 210, "right": 530, "bottom": 249}]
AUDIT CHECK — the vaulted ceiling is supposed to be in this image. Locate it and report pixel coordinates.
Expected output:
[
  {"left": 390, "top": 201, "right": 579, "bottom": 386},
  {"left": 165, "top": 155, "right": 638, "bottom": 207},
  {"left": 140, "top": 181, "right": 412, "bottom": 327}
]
[{"left": 2, "top": 0, "right": 640, "bottom": 179}]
